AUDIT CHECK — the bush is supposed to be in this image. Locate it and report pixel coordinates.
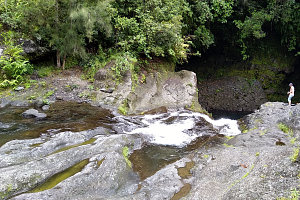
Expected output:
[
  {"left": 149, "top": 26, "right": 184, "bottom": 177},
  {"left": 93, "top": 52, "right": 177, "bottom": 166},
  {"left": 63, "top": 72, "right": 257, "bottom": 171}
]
[{"left": 0, "top": 31, "right": 33, "bottom": 87}]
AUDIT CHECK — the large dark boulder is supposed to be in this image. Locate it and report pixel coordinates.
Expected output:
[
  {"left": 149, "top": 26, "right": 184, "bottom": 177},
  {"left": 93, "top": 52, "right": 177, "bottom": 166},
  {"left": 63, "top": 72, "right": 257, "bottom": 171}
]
[{"left": 198, "top": 76, "right": 267, "bottom": 112}]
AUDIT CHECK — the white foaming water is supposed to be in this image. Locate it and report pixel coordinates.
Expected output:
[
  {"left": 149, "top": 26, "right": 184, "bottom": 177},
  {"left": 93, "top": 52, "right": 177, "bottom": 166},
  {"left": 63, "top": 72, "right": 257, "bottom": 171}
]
[
  {"left": 195, "top": 113, "right": 241, "bottom": 136},
  {"left": 127, "top": 111, "right": 241, "bottom": 147}
]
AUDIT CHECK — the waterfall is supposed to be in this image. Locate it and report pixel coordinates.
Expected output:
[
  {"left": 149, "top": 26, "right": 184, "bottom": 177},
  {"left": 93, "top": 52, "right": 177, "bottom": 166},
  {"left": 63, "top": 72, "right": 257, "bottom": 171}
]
[{"left": 122, "top": 110, "right": 241, "bottom": 147}]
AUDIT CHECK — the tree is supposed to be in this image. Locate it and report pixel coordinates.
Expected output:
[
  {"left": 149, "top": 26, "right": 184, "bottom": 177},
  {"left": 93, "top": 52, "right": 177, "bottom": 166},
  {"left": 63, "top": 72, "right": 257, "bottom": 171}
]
[
  {"left": 112, "top": 0, "right": 191, "bottom": 61},
  {"left": 0, "top": 0, "right": 114, "bottom": 68}
]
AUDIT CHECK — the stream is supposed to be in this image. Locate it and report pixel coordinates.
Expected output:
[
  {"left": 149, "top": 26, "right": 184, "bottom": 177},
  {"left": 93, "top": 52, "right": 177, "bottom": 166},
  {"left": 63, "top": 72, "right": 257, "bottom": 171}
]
[{"left": 0, "top": 101, "right": 242, "bottom": 189}]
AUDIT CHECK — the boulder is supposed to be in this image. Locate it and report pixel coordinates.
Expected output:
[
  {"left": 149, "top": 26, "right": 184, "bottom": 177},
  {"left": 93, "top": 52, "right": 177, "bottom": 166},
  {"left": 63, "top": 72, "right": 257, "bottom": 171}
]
[
  {"left": 94, "top": 62, "right": 204, "bottom": 115},
  {"left": 127, "top": 70, "right": 200, "bottom": 114},
  {"left": 198, "top": 76, "right": 267, "bottom": 112},
  {"left": 22, "top": 109, "right": 47, "bottom": 120}
]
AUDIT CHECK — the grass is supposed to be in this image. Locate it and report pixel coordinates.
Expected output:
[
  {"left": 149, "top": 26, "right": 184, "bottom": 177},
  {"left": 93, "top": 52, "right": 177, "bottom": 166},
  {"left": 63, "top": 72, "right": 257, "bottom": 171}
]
[{"left": 36, "top": 65, "right": 58, "bottom": 78}]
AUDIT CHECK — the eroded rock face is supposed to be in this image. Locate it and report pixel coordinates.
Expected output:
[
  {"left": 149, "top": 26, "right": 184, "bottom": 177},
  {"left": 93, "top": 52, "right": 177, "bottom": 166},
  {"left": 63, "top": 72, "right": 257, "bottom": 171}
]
[
  {"left": 0, "top": 128, "right": 142, "bottom": 200},
  {"left": 127, "top": 70, "right": 200, "bottom": 114},
  {"left": 184, "top": 102, "right": 300, "bottom": 200},
  {"left": 198, "top": 76, "right": 267, "bottom": 112},
  {"left": 94, "top": 63, "right": 203, "bottom": 114}
]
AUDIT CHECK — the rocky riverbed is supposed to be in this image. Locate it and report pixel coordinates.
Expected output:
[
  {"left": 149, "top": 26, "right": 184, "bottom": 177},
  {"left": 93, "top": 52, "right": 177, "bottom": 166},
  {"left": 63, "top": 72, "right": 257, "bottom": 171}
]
[
  {"left": 0, "top": 102, "right": 299, "bottom": 200},
  {"left": 0, "top": 68, "right": 299, "bottom": 200}
]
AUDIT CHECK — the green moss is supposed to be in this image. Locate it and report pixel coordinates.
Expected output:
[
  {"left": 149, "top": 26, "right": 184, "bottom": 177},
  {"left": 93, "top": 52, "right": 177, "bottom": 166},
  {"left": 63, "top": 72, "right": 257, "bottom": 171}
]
[
  {"left": 259, "top": 129, "right": 267, "bottom": 136},
  {"left": 44, "top": 90, "right": 54, "bottom": 98},
  {"left": 122, "top": 146, "right": 132, "bottom": 168},
  {"left": 290, "top": 147, "right": 299, "bottom": 163},
  {"left": 27, "top": 95, "right": 36, "bottom": 100},
  {"left": 225, "top": 136, "right": 235, "bottom": 141},
  {"left": 186, "top": 83, "right": 193, "bottom": 87},
  {"left": 28, "top": 159, "right": 89, "bottom": 193},
  {"left": 239, "top": 123, "right": 248, "bottom": 133},
  {"left": 185, "top": 100, "right": 210, "bottom": 116},
  {"left": 118, "top": 99, "right": 129, "bottom": 115},
  {"left": 0, "top": 184, "right": 13, "bottom": 199},
  {"left": 278, "top": 123, "right": 293, "bottom": 136},
  {"left": 203, "top": 154, "right": 210, "bottom": 159},
  {"left": 97, "top": 158, "right": 105, "bottom": 168},
  {"left": 30, "top": 143, "right": 44, "bottom": 148},
  {"left": 290, "top": 137, "right": 297, "bottom": 145},
  {"left": 223, "top": 143, "right": 234, "bottom": 148},
  {"left": 277, "top": 188, "right": 299, "bottom": 200},
  {"left": 228, "top": 164, "right": 255, "bottom": 191},
  {"left": 50, "top": 138, "right": 96, "bottom": 155}
]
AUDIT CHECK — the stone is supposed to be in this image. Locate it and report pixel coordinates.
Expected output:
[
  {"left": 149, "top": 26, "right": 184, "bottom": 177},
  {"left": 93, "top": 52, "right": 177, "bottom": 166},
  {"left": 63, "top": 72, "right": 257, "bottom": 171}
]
[
  {"left": 198, "top": 76, "right": 267, "bottom": 112},
  {"left": 22, "top": 109, "right": 47, "bottom": 120},
  {"left": 100, "top": 88, "right": 114, "bottom": 93},
  {"left": 0, "top": 98, "right": 11, "bottom": 108},
  {"left": 142, "top": 106, "right": 168, "bottom": 115},
  {"left": 14, "top": 87, "right": 24, "bottom": 91},
  {"left": 56, "top": 96, "right": 64, "bottom": 101},
  {"left": 42, "top": 105, "right": 50, "bottom": 111}
]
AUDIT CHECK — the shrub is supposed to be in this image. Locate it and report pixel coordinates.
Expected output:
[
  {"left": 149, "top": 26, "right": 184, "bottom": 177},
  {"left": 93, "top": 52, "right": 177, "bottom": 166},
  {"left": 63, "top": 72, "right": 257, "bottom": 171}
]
[{"left": 0, "top": 31, "right": 33, "bottom": 87}]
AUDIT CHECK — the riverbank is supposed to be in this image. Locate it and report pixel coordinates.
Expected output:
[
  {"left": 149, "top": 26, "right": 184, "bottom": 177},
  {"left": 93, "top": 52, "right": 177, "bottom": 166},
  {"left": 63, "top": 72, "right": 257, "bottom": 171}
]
[{"left": 0, "top": 68, "right": 96, "bottom": 108}]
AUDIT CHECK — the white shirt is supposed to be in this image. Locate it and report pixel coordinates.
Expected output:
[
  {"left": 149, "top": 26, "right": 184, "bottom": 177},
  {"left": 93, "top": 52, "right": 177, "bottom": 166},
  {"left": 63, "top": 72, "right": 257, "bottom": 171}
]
[{"left": 290, "top": 86, "right": 295, "bottom": 95}]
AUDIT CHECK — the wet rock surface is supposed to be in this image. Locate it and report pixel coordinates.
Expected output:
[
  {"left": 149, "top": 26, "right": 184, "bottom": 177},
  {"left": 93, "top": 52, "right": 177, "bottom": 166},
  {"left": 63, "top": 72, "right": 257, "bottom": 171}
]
[
  {"left": 0, "top": 102, "right": 299, "bottom": 200},
  {"left": 185, "top": 102, "right": 300, "bottom": 200}
]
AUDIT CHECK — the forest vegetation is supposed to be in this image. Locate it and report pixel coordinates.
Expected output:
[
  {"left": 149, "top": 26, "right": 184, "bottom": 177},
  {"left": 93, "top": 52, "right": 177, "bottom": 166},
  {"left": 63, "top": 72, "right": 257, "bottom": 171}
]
[{"left": 0, "top": 0, "right": 299, "bottom": 87}]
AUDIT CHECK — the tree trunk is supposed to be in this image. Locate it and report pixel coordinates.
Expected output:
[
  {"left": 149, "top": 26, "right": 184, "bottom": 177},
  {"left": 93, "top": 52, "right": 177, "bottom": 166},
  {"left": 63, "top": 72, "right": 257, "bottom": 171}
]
[
  {"left": 62, "top": 55, "right": 66, "bottom": 70},
  {"left": 56, "top": 50, "right": 61, "bottom": 68}
]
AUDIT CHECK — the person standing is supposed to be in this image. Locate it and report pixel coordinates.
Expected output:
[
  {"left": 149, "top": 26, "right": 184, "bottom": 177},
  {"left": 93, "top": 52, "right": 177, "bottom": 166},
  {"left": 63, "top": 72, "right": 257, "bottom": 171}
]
[{"left": 287, "top": 83, "right": 295, "bottom": 106}]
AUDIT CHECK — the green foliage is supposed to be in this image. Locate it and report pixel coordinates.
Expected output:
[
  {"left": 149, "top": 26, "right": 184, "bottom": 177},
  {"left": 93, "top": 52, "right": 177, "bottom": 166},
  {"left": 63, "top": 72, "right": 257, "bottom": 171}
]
[
  {"left": 108, "top": 51, "right": 143, "bottom": 91},
  {"left": 0, "top": 79, "right": 17, "bottom": 88},
  {"left": 111, "top": 52, "right": 136, "bottom": 85},
  {"left": 0, "top": 30, "right": 33, "bottom": 87},
  {"left": 194, "top": 25, "right": 214, "bottom": 49},
  {"left": 0, "top": 0, "right": 299, "bottom": 72},
  {"left": 113, "top": 0, "right": 191, "bottom": 61},
  {"left": 44, "top": 90, "right": 54, "bottom": 98},
  {"left": 118, "top": 99, "right": 129, "bottom": 115},
  {"left": 211, "top": 0, "right": 234, "bottom": 23},
  {"left": 233, "top": 0, "right": 299, "bottom": 59}
]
